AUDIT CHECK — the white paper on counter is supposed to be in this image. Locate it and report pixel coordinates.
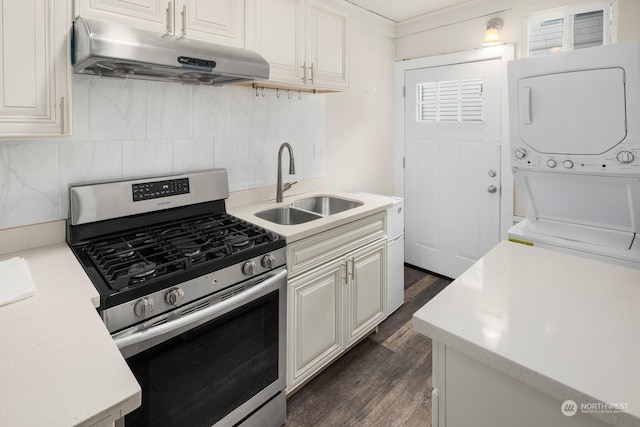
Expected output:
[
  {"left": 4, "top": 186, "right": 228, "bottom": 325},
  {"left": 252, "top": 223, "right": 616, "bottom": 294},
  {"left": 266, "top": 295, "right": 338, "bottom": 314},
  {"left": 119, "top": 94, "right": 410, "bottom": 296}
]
[{"left": 0, "top": 257, "right": 35, "bottom": 307}]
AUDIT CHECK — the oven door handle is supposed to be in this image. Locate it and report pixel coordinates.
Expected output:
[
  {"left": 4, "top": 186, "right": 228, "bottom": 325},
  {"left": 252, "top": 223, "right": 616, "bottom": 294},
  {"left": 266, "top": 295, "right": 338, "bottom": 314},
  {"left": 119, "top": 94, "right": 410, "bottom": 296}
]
[{"left": 113, "top": 268, "right": 287, "bottom": 358}]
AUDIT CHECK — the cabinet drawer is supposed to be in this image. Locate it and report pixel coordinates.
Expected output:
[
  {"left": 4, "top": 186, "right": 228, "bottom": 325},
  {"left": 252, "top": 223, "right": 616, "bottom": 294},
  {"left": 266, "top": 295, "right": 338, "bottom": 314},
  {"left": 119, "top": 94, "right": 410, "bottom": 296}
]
[{"left": 287, "top": 212, "right": 386, "bottom": 277}]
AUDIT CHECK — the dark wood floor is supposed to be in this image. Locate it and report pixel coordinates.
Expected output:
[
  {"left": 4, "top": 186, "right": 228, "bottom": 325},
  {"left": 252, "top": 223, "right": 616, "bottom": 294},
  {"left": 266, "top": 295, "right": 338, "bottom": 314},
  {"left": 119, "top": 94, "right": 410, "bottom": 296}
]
[{"left": 285, "top": 265, "right": 452, "bottom": 427}]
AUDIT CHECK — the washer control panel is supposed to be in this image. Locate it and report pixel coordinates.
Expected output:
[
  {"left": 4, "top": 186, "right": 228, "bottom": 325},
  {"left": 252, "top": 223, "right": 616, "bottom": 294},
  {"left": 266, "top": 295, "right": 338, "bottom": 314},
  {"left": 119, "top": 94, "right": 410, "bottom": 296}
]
[{"left": 511, "top": 142, "right": 640, "bottom": 174}]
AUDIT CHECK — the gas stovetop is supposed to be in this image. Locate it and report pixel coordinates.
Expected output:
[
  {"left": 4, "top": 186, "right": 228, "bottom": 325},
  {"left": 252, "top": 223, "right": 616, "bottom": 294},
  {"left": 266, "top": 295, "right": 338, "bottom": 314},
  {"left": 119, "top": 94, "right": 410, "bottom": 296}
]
[
  {"left": 69, "top": 205, "right": 285, "bottom": 310},
  {"left": 84, "top": 212, "right": 278, "bottom": 292}
]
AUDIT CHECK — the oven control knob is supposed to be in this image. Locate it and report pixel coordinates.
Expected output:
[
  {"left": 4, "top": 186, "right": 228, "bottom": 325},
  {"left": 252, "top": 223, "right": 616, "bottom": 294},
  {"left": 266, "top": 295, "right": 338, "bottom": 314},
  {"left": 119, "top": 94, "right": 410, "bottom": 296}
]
[
  {"left": 165, "top": 287, "right": 185, "bottom": 307},
  {"left": 547, "top": 159, "right": 557, "bottom": 168},
  {"left": 134, "top": 298, "right": 155, "bottom": 318},
  {"left": 563, "top": 160, "right": 574, "bottom": 169},
  {"left": 617, "top": 151, "right": 635, "bottom": 164},
  {"left": 261, "top": 254, "right": 276, "bottom": 269},
  {"left": 242, "top": 260, "right": 258, "bottom": 276},
  {"left": 514, "top": 148, "right": 527, "bottom": 159}
]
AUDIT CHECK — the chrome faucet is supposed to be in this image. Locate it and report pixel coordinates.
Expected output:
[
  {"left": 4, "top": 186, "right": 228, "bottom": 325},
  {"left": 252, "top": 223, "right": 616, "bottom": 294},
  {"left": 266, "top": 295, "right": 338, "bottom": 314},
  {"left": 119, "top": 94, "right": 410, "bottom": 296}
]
[{"left": 276, "top": 142, "right": 296, "bottom": 203}]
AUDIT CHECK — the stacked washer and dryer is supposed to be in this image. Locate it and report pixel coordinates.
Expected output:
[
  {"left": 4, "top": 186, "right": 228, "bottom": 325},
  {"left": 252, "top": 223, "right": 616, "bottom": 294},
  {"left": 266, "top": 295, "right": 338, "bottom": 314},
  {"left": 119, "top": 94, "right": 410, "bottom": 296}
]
[{"left": 507, "top": 42, "right": 640, "bottom": 269}]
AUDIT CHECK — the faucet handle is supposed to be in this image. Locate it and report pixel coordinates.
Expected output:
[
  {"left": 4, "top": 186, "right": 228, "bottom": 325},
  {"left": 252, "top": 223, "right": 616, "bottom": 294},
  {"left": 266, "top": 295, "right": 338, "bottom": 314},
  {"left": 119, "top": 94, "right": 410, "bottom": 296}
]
[{"left": 283, "top": 181, "right": 297, "bottom": 192}]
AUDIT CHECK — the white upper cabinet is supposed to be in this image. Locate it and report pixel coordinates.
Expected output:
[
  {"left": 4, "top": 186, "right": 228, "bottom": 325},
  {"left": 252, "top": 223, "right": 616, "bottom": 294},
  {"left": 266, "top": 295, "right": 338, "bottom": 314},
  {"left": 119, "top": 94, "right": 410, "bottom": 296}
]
[
  {"left": 182, "top": 0, "right": 245, "bottom": 48},
  {"left": 0, "top": 0, "right": 72, "bottom": 138},
  {"left": 74, "top": 0, "right": 245, "bottom": 47},
  {"left": 247, "top": 0, "right": 349, "bottom": 91},
  {"left": 247, "top": 0, "right": 306, "bottom": 84},
  {"left": 306, "top": 1, "right": 348, "bottom": 89}
]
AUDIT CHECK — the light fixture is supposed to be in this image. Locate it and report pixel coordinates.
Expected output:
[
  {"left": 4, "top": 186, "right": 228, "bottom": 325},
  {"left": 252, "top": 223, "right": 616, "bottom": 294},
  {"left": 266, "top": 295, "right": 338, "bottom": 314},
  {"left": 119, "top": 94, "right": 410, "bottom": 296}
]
[{"left": 482, "top": 18, "right": 503, "bottom": 46}]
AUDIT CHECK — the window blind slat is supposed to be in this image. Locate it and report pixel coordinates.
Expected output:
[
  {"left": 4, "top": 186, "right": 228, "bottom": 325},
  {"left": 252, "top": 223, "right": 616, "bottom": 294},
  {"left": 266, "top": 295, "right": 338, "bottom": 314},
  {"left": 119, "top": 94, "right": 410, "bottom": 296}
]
[{"left": 417, "top": 77, "right": 484, "bottom": 123}]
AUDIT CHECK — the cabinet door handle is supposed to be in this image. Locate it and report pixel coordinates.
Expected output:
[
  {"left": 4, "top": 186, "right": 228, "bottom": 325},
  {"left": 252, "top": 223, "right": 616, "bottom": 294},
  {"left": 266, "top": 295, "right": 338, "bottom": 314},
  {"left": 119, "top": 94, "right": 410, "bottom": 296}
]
[
  {"left": 347, "top": 258, "right": 354, "bottom": 281},
  {"left": 181, "top": 4, "right": 186, "bottom": 36},
  {"left": 301, "top": 61, "right": 307, "bottom": 84},
  {"left": 309, "top": 63, "right": 314, "bottom": 84},
  {"left": 59, "top": 97, "right": 65, "bottom": 135},
  {"left": 340, "top": 262, "right": 347, "bottom": 282},
  {"left": 166, "top": 1, "right": 173, "bottom": 33},
  {"left": 351, "top": 258, "right": 355, "bottom": 282}
]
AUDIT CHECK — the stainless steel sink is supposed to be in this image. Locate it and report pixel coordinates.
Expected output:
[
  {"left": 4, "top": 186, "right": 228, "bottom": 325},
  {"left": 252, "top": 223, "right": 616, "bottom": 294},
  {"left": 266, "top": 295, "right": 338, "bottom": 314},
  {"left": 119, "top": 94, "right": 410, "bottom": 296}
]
[
  {"left": 291, "top": 196, "right": 363, "bottom": 216},
  {"left": 255, "top": 207, "right": 322, "bottom": 225}
]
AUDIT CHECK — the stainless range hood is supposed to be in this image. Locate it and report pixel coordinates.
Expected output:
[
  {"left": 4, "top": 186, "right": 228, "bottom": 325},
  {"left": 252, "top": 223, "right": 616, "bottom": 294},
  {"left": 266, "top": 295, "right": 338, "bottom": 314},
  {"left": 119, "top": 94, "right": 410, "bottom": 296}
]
[{"left": 72, "top": 17, "right": 269, "bottom": 86}]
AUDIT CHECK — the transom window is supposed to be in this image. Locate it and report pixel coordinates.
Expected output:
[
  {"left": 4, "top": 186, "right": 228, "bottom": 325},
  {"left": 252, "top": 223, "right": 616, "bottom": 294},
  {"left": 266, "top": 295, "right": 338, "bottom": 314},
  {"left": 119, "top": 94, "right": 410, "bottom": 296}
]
[
  {"left": 525, "top": 2, "right": 615, "bottom": 57},
  {"left": 417, "top": 78, "right": 484, "bottom": 123}
]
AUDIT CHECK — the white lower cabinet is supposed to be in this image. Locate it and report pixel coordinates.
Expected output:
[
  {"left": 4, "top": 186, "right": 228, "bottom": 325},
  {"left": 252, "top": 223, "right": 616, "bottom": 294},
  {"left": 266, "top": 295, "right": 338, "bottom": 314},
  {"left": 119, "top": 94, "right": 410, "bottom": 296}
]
[
  {"left": 286, "top": 213, "right": 386, "bottom": 393},
  {"left": 345, "top": 240, "right": 386, "bottom": 347},
  {"left": 431, "top": 341, "right": 609, "bottom": 427},
  {"left": 288, "top": 259, "right": 343, "bottom": 387}
]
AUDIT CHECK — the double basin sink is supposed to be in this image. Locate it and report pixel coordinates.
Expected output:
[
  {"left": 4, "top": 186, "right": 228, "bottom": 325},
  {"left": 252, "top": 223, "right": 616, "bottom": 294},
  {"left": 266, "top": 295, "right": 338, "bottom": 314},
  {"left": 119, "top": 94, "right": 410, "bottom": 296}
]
[{"left": 255, "top": 196, "right": 363, "bottom": 225}]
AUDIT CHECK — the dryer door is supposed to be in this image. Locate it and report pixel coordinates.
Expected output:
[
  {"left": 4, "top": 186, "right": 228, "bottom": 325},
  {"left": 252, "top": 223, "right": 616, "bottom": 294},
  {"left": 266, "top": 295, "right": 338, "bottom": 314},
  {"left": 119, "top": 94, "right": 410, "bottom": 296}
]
[
  {"left": 517, "top": 67, "right": 627, "bottom": 154},
  {"left": 514, "top": 170, "right": 640, "bottom": 233}
]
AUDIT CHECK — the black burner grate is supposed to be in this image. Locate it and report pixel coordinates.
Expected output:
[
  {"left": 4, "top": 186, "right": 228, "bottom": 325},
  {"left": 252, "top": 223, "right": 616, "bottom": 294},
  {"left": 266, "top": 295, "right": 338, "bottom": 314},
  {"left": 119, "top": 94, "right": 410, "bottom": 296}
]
[{"left": 83, "top": 213, "right": 278, "bottom": 291}]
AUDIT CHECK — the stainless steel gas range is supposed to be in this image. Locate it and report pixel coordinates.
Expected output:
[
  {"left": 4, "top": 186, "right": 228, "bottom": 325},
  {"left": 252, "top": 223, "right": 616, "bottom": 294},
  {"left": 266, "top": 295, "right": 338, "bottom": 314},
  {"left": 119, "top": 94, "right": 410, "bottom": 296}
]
[{"left": 66, "top": 169, "right": 287, "bottom": 427}]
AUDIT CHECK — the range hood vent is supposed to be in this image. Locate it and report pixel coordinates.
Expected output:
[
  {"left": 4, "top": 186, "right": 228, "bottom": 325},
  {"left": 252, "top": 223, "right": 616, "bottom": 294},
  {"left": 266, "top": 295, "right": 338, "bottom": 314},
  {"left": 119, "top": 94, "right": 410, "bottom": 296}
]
[{"left": 72, "top": 17, "right": 270, "bottom": 86}]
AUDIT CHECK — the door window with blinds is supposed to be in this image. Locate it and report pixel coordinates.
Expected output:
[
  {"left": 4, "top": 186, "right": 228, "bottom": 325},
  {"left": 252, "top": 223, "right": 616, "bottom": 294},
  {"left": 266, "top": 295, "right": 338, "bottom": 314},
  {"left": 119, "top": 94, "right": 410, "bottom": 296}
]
[
  {"left": 416, "top": 78, "right": 484, "bottom": 123},
  {"left": 525, "top": 2, "right": 615, "bottom": 57}
]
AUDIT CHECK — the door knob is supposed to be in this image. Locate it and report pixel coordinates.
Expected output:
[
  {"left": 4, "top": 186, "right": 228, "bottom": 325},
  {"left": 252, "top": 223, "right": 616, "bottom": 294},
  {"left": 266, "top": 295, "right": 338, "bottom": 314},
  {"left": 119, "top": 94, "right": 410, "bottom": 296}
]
[
  {"left": 487, "top": 185, "right": 497, "bottom": 194},
  {"left": 488, "top": 169, "right": 497, "bottom": 177}
]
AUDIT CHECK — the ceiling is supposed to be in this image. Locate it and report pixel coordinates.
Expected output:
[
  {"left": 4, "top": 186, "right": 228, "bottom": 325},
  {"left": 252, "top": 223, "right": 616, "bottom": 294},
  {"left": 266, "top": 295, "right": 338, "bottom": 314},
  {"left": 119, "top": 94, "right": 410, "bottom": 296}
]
[{"left": 344, "top": 0, "right": 478, "bottom": 23}]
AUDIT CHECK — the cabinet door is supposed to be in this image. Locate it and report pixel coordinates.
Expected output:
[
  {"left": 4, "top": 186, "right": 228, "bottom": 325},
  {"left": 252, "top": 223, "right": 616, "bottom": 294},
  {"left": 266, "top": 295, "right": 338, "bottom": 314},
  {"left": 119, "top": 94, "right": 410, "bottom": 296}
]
[
  {"left": 247, "top": 0, "right": 305, "bottom": 85},
  {"left": 307, "top": 1, "right": 348, "bottom": 89},
  {"left": 74, "top": 0, "right": 169, "bottom": 33},
  {"left": 345, "top": 238, "right": 386, "bottom": 346},
  {"left": 181, "top": 0, "right": 245, "bottom": 47},
  {"left": 0, "top": 0, "right": 71, "bottom": 137},
  {"left": 287, "top": 260, "right": 344, "bottom": 391}
]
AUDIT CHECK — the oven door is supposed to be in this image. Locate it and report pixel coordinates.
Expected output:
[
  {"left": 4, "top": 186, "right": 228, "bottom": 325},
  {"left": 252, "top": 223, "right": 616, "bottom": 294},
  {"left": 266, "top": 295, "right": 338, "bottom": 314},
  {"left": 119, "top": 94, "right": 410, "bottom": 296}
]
[{"left": 113, "top": 268, "right": 286, "bottom": 427}]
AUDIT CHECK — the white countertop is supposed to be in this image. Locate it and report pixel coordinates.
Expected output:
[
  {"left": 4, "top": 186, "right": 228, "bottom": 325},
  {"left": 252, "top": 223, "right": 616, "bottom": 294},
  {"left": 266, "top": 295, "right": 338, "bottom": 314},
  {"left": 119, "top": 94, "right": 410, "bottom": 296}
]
[
  {"left": 0, "top": 243, "right": 141, "bottom": 426},
  {"left": 228, "top": 190, "right": 392, "bottom": 242},
  {"left": 0, "top": 243, "right": 99, "bottom": 323},
  {"left": 413, "top": 240, "right": 640, "bottom": 427}
]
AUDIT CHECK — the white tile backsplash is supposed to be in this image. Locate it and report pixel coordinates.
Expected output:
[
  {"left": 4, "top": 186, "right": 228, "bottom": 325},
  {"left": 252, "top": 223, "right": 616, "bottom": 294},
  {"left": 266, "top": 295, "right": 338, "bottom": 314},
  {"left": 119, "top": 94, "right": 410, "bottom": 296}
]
[
  {"left": 146, "top": 81, "right": 192, "bottom": 139},
  {"left": 0, "top": 75, "right": 325, "bottom": 230},
  {"left": 265, "top": 92, "right": 292, "bottom": 137},
  {"left": 172, "top": 137, "right": 215, "bottom": 173},
  {"left": 214, "top": 136, "right": 250, "bottom": 192},
  {"left": 69, "top": 76, "right": 90, "bottom": 142},
  {"left": 0, "top": 141, "right": 59, "bottom": 229},
  {"left": 192, "top": 85, "right": 230, "bottom": 138},
  {"left": 230, "top": 86, "right": 266, "bottom": 137},
  {"left": 122, "top": 138, "right": 173, "bottom": 178},
  {"left": 89, "top": 77, "right": 147, "bottom": 141}
]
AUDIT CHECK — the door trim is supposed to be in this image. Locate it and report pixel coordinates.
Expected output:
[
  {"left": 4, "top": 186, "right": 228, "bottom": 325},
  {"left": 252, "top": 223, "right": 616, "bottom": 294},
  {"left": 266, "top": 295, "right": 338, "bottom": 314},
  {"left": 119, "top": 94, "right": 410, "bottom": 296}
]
[{"left": 393, "top": 45, "right": 515, "bottom": 239}]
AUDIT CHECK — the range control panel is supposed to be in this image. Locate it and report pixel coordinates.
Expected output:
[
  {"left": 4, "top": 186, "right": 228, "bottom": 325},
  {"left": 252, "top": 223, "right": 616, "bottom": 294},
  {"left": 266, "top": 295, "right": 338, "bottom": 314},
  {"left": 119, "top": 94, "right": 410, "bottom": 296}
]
[
  {"left": 132, "top": 178, "right": 190, "bottom": 202},
  {"left": 511, "top": 142, "right": 640, "bottom": 175}
]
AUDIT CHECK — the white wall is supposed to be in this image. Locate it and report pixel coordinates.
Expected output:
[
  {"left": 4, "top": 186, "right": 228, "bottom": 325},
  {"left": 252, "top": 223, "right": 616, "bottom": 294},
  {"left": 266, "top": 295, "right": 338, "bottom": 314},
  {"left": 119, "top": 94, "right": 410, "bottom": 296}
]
[{"left": 326, "top": 6, "right": 395, "bottom": 195}]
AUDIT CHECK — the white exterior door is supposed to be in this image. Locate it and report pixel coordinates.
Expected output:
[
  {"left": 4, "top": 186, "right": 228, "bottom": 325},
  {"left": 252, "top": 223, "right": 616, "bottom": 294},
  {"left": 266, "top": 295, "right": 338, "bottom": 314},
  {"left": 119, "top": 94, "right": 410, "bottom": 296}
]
[{"left": 404, "top": 59, "right": 501, "bottom": 278}]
